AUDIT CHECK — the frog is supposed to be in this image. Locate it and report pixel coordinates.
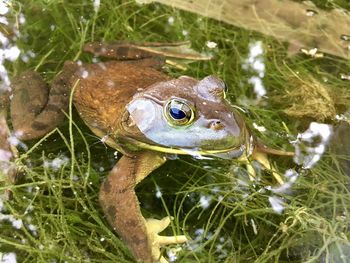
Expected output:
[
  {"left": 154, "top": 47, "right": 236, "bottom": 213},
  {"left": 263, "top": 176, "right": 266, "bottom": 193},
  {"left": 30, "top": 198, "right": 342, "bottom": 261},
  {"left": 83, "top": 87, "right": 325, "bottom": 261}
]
[{"left": 0, "top": 41, "right": 293, "bottom": 263}]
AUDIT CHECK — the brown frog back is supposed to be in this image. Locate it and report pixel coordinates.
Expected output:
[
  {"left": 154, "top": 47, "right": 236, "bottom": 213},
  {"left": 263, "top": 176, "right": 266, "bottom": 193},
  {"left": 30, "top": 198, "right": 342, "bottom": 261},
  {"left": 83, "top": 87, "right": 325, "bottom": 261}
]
[{"left": 72, "top": 60, "right": 169, "bottom": 140}]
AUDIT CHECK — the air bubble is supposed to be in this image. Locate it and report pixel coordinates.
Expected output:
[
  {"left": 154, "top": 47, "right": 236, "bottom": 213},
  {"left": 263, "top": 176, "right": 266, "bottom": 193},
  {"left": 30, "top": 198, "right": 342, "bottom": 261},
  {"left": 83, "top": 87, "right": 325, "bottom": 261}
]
[
  {"left": 340, "top": 35, "right": 350, "bottom": 41},
  {"left": 305, "top": 9, "right": 318, "bottom": 17}
]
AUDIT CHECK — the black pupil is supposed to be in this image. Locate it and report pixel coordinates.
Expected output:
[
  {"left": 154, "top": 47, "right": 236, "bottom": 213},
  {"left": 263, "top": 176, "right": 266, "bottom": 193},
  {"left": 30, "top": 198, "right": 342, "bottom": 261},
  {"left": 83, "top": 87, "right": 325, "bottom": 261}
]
[{"left": 169, "top": 107, "right": 186, "bottom": 120}]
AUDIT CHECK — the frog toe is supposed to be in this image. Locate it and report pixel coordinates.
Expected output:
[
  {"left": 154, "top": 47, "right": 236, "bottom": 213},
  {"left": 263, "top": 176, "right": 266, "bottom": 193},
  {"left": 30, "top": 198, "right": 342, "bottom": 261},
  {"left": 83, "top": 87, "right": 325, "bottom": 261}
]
[
  {"left": 0, "top": 155, "right": 23, "bottom": 200},
  {"left": 145, "top": 217, "right": 188, "bottom": 262},
  {"left": 252, "top": 151, "right": 285, "bottom": 185}
]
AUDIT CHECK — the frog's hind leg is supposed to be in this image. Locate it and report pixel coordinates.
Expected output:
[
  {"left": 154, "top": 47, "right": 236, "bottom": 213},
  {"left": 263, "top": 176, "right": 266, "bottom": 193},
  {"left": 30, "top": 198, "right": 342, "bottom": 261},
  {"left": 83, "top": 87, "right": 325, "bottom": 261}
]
[
  {"left": 83, "top": 41, "right": 211, "bottom": 63},
  {"left": 99, "top": 151, "right": 187, "bottom": 263},
  {"left": 10, "top": 68, "right": 74, "bottom": 140}
]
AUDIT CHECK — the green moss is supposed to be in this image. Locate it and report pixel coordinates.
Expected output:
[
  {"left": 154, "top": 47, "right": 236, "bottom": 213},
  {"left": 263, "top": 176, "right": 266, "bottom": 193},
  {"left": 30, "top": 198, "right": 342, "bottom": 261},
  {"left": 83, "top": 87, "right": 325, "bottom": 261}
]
[{"left": 1, "top": 1, "right": 349, "bottom": 262}]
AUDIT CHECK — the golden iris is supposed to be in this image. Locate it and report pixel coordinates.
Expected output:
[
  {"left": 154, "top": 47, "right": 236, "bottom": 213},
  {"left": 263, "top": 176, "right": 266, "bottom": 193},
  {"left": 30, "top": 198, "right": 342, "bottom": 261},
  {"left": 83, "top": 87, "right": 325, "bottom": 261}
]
[{"left": 164, "top": 98, "right": 194, "bottom": 126}]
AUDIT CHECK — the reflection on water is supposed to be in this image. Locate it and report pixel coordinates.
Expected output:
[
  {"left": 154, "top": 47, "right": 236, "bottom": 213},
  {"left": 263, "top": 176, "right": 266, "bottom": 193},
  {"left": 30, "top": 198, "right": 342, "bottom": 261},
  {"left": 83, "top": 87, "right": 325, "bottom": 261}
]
[
  {"left": 340, "top": 73, "right": 350, "bottom": 80},
  {"left": 330, "top": 111, "right": 350, "bottom": 176},
  {"left": 293, "top": 122, "right": 333, "bottom": 169},
  {"left": 268, "top": 195, "right": 285, "bottom": 214},
  {"left": 0, "top": 195, "right": 23, "bottom": 240},
  {"left": 267, "top": 169, "right": 299, "bottom": 194},
  {"left": 242, "top": 41, "right": 266, "bottom": 100},
  {"left": 0, "top": 252, "right": 16, "bottom": 263},
  {"left": 43, "top": 154, "right": 69, "bottom": 172},
  {"left": 0, "top": 1, "right": 21, "bottom": 93}
]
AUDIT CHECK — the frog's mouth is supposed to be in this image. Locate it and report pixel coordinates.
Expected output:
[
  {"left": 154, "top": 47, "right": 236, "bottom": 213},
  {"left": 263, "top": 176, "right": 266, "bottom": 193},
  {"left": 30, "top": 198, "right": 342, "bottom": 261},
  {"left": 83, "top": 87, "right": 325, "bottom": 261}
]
[{"left": 120, "top": 128, "right": 253, "bottom": 160}]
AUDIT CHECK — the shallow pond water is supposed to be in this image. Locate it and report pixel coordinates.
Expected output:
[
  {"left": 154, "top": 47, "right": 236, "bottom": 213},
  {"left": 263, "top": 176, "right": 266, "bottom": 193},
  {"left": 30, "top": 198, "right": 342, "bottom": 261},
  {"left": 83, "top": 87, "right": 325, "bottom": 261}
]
[{"left": 0, "top": 1, "right": 350, "bottom": 263}]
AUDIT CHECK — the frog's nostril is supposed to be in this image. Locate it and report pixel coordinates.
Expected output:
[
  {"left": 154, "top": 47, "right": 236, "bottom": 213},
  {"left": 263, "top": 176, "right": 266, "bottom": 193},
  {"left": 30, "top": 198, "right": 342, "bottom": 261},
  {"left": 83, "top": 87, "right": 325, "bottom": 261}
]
[{"left": 210, "top": 120, "right": 224, "bottom": 131}]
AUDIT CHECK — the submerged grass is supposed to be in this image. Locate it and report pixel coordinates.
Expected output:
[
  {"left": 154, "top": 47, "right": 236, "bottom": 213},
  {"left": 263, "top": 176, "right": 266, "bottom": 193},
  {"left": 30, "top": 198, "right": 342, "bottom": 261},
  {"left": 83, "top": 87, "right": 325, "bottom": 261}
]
[{"left": 1, "top": 0, "right": 350, "bottom": 262}]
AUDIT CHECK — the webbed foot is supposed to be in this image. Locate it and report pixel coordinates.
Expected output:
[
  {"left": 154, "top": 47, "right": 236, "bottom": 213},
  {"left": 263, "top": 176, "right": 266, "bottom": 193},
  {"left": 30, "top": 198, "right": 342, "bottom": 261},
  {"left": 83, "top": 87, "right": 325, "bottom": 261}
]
[
  {"left": 145, "top": 217, "right": 187, "bottom": 263},
  {"left": 247, "top": 139, "right": 295, "bottom": 184},
  {"left": 248, "top": 151, "right": 285, "bottom": 185}
]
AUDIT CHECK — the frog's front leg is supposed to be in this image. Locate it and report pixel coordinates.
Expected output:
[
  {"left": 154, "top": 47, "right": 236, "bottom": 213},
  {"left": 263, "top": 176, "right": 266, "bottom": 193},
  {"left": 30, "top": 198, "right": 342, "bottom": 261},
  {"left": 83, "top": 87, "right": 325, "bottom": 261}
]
[{"left": 99, "top": 151, "right": 187, "bottom": 263}]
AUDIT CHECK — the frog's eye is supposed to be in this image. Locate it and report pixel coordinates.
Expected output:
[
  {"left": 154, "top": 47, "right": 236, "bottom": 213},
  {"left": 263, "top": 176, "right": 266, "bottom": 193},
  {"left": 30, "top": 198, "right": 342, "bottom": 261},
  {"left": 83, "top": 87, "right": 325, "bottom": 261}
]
[{"left": 164, "top": 99, "right": 194, "bottom": 126}]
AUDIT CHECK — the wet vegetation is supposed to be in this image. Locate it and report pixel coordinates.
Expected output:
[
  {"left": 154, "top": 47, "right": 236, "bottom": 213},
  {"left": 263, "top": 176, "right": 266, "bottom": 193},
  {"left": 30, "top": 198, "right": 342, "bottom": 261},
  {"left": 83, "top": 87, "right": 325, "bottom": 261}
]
[{"left": 1, "top": 0, "right": 350, "bottom": 262}]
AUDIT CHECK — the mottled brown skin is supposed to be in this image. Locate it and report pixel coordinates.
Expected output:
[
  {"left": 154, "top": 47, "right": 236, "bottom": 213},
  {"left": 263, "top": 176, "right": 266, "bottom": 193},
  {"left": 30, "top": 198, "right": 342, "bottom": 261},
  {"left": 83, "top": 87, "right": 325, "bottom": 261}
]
[
  {"left": 72, "top": 59, "right": 169, "bottom": 146},
  {"left": 1, "top": 43, "right": 191, "bottom": 263},
  {"left": 99, "top": 151, "right": 166, "bottom": 262},
  {"left": 1, "top": 42, "right": 293, "bottom": 263},
  {"left": 68, "top": 57, "right": 171, "bottom": 262},
  {"left": 9, "top": 68, "right": 76, "bottom": 140}
]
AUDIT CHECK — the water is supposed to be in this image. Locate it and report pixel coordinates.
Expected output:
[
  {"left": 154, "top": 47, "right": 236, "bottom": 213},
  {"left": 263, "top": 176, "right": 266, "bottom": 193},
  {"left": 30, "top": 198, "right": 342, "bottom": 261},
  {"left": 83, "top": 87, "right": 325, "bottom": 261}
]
[{"left": 0, "top": 1, "right": 349, "bottom": 262}]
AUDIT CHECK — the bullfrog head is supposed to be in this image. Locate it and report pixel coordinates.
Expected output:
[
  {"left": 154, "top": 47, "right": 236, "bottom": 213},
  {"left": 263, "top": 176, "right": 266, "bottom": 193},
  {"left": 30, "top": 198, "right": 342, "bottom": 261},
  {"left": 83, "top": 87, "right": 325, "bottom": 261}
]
[{"left": 122, "top": 75, "right": 250, "bottom": 159}]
